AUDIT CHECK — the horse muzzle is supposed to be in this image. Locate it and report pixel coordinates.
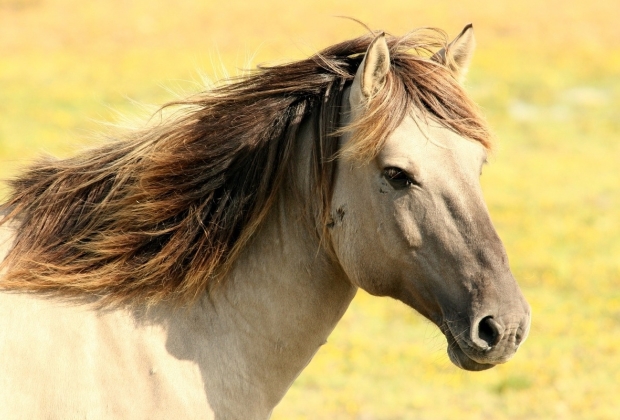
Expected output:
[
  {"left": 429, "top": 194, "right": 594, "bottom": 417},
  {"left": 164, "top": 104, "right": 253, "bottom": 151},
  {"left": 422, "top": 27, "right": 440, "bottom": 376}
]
[{"left": 441, "top": 310, "right": 531, "bottom": 371}]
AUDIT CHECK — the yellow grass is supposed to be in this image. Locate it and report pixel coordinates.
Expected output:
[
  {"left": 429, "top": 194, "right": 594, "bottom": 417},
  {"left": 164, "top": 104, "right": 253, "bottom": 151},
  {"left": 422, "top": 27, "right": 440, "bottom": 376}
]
[{"left": 1, "top": 0, "right": 619, "bottom": 418}]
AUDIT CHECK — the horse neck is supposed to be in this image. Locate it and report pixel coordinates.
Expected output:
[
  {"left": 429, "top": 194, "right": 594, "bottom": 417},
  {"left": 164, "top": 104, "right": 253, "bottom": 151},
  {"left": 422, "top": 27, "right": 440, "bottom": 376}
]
[{"left": 195, "top": 116, "right": 357, "bottom": 415}]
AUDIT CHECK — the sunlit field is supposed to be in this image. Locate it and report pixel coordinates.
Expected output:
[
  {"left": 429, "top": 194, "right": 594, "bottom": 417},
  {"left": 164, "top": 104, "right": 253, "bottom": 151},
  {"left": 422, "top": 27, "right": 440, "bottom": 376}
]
[{"left": 1, "top": 0, "right": 619, "bottom": 418}]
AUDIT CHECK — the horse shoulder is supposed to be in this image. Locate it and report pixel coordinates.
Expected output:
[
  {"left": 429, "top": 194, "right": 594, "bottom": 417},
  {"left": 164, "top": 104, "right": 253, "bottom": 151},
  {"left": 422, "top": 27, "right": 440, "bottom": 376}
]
[{"left": 0, "top": 291, "right": 215, "bottom": 419}]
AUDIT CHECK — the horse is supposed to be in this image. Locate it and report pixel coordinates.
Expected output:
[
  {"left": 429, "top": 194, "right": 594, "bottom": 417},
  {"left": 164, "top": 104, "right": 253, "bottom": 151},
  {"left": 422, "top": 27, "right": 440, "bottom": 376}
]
[{"left": 0, "top": 25, "right": 531, "bottom": 419}]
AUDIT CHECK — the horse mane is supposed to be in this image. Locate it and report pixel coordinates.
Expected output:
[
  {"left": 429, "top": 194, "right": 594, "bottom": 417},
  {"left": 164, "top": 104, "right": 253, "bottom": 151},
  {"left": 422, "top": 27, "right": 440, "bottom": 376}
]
[{"left": 0, "top": 28, "right": 492, "bottom": 307}]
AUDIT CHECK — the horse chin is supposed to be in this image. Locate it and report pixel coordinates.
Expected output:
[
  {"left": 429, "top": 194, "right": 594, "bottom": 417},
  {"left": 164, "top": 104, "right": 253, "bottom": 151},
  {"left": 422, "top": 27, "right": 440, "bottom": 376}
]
[{"left": 446, "top": 344, "right": 495, "bottom": 372}]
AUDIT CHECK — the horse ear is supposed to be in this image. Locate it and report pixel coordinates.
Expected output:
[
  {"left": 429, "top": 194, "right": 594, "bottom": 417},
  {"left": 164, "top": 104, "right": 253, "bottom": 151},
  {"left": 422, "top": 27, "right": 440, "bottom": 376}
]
[
  {"left": 350, "top": 33, "right": 390, "bottom": 107},
  {"left": 432, "top": 23, "right": 476, "bottom": 83}
]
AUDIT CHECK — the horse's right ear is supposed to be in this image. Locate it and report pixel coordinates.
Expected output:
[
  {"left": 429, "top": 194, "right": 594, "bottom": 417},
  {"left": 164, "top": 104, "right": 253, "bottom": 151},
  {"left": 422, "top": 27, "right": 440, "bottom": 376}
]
[{"left": 350, "top": 33, "right": 390, "bottom": 108}]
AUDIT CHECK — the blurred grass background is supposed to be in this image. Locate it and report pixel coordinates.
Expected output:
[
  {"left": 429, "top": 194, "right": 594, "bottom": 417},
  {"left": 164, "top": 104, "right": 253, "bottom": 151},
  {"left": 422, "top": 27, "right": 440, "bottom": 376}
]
[{"left": 1, "top": 0, "right": 619, "bottom": 418}]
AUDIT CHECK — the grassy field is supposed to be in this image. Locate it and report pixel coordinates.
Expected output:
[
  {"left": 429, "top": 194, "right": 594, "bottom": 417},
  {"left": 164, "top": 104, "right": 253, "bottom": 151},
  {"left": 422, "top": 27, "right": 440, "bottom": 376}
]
[{"left": 1, "top": 0, "right": 619, "bottom": 418}]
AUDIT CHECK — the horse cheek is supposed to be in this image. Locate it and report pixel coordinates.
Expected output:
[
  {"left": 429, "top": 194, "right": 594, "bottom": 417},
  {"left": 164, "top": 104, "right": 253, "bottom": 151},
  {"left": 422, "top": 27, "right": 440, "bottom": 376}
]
[{"left": 391, "top": 197, "right": 425, "bottom": 251}]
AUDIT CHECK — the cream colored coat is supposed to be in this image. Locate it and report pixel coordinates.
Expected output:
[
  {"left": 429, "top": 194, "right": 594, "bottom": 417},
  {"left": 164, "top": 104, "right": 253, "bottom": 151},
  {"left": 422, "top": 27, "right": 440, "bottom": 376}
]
[{"left": 0, "top": 27, "right": 530, "bottom": 419}]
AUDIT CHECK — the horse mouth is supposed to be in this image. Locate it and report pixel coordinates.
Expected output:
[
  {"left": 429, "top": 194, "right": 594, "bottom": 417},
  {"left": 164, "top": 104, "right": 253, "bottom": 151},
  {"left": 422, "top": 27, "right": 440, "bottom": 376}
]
[
  {"left": 446, "top": 342, "right": 495, "bottom": 371},
  {"left": 442, "top": 327, "right": 496, "bottom": 372}
]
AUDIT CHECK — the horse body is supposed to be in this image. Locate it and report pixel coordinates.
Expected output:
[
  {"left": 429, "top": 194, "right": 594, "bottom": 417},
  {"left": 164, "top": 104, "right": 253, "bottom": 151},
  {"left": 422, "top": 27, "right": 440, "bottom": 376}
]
[
  {"left": 0, "top": 26, "right": 530, "bottom": 419},
  {"left": 0, "top": 113, "right": 357, "bottom": 420},
  {"left": 0, "top": 292, "right": 213, "bottom": 419}
]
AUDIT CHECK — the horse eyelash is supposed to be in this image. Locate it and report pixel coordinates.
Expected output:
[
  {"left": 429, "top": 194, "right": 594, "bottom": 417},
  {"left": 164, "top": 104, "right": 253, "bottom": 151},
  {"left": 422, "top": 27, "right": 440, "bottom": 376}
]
[{"left": 383, "top": 167, "right": 417, "bottom": 189}]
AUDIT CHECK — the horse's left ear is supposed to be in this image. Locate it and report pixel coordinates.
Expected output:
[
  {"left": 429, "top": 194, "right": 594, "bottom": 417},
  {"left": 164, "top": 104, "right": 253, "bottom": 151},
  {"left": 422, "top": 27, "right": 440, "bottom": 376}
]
[
  {"left": 432, "top": 23, "right": 476, "bottom": 83},
  {"left": 350, "top": 33, "right": 390, "bottom": 108}
]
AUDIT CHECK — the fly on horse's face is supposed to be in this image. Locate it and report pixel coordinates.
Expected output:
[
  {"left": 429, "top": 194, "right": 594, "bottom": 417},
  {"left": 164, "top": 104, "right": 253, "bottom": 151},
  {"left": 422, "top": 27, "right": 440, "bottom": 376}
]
[{"left": 330, "top": 29, "right": 531, "bottom": 371}]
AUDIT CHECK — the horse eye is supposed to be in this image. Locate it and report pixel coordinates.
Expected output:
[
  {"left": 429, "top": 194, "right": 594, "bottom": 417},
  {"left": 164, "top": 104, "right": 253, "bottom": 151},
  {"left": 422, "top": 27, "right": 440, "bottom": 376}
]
[{"left": 383, "top": 167, "right": 415, "bottom": 190}]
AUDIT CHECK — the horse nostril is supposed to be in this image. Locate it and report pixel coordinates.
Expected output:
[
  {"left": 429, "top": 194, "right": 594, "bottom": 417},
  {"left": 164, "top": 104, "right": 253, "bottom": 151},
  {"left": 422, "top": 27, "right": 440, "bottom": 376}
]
[{"left": 478, "top": 316, "right": 502, "bottom": 347}]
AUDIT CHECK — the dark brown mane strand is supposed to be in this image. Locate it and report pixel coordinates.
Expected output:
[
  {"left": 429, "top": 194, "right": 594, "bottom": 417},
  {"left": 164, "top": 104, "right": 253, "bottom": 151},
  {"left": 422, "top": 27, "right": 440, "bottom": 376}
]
[{"left": 0, "top": 29, "right": 492, "bottom": 306}]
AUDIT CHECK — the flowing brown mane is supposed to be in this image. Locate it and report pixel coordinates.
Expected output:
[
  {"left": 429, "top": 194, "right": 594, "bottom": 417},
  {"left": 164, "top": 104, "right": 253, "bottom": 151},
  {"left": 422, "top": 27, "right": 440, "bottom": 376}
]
[{"left": 0, "top": 28, "right": 492, "bottom": 306}]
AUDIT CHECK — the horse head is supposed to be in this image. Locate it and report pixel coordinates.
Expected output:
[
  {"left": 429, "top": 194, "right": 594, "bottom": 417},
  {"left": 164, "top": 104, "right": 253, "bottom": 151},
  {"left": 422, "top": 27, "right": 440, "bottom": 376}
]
[{"left": 330, "top": 26, "right": 531, "bottom": 371}]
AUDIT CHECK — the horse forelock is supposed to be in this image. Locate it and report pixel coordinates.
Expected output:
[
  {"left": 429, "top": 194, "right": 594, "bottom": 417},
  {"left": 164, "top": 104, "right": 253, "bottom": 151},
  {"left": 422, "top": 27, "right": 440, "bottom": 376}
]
[{"left": 0, "top": 28, "right": 492, "bottom": 306}]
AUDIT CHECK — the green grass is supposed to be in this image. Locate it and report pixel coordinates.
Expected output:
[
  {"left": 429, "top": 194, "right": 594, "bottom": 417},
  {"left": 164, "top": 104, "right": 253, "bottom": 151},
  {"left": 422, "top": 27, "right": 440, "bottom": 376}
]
[{"left": 1, "top": 1, "right": 619, "bottom": 418}]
